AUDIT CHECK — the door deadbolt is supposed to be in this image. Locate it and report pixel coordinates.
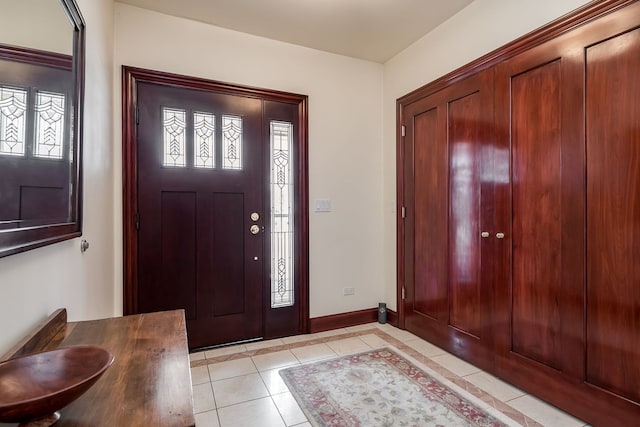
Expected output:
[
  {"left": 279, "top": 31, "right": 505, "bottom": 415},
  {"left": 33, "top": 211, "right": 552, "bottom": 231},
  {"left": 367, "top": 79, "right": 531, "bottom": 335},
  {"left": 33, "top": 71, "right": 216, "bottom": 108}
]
[{"left": 251, "top": 212, "right": 260, "bottom": 221}]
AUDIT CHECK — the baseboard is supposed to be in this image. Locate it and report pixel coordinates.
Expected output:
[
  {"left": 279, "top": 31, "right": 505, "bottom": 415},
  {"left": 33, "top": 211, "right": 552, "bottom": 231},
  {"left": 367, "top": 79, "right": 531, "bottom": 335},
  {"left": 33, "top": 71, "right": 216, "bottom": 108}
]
[
  {"left": 310, "top": 307, "right": 398, "bottom": 333},
  {"left": 387, "top": 309, "right": 398, "bottom": 326}
]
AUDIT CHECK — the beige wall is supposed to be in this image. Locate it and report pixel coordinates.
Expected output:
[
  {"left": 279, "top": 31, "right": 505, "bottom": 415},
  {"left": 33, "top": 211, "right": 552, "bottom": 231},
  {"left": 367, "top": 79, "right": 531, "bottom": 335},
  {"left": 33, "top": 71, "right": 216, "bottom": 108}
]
[
  {"left": 0, "top": 0, "right": 72, "bottom": 55},
  {"left": 381, "top": 0, "right": 592, "bottom": 310},
  {"left": 112, "top": 4, "right": 386, "bottom": 318},
  {"left": 0, "top": 0, "right": 116, "bottom": 356}
]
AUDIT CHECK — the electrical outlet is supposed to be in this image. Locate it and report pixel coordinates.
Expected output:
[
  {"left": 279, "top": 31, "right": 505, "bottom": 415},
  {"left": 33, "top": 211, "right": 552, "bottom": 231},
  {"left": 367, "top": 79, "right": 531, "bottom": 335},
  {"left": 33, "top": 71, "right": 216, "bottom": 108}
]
[{"left": 343, "top": 287, "right": 355, "bottom": 296}]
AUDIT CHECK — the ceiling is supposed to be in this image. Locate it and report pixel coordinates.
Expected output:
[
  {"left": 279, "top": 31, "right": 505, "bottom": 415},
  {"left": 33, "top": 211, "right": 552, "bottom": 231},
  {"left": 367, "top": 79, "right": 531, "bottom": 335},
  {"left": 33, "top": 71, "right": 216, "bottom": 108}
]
[{"left": 116, "top": 0, "right": 474, "bottom": 63}]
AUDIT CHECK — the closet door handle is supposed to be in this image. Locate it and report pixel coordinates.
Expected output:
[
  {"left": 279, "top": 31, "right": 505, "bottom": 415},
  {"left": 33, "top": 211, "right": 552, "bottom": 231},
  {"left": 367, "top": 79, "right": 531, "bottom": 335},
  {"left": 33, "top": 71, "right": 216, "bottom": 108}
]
[{"left": 496, "top": 232, "right": 505, "bottom": 239}]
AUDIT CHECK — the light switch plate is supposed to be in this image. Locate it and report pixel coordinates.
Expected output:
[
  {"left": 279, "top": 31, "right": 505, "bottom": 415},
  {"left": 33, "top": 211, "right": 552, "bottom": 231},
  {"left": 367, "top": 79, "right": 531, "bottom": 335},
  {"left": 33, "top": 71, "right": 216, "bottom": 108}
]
[{"left": 314, "top": 199, "right": 332, "bottom": 212}]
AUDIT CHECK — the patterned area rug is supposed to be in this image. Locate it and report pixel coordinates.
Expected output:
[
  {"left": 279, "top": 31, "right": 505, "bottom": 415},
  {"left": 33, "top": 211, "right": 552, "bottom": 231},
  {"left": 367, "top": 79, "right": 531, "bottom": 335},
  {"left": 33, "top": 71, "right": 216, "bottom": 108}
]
[{"left": 280, "top": 348, "right": 513, "bottom": 427}]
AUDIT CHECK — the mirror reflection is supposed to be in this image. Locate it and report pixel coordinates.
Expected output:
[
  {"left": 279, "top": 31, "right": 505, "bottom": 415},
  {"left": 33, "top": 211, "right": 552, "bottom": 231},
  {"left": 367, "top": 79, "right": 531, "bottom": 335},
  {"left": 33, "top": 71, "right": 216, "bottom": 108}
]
[{"left": 0, "top": 0, "right": 76, "bottom": 232}]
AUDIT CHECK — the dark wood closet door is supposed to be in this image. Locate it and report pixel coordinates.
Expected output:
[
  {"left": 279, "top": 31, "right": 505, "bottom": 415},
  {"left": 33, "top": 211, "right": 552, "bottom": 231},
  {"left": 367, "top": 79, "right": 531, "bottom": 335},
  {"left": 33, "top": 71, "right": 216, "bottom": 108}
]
[
  {"left": 493, "top": 36, "right": 585, "bottom": 380},
  {"left": 491, "top": 7, "right": 640, "bottom": 422},
  {"left": 402, "top": 70, "right": 494, "bottom": 366},
  {"left": 585, "top": 25, "right": 640, "bottom": 404},
  {"left": 398, "top": 2, "right": 640, "bottom": 424}
]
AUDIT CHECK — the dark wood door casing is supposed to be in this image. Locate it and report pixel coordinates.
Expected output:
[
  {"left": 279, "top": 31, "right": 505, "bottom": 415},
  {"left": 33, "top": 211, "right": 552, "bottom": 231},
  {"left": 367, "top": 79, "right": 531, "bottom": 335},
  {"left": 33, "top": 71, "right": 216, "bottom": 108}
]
[
  {"left": 397, "top": 1, "right": 640, "bottom": 426},
  {"left": 122, "top": 66, "right": 310, "bottom": 342}
]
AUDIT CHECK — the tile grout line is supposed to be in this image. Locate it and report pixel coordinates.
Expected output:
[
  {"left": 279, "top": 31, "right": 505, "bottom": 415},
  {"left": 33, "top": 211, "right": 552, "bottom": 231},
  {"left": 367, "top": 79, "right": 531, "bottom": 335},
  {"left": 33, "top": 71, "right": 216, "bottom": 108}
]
[{"left": 252, "top": 354, "right": 292, "bottom": 426}]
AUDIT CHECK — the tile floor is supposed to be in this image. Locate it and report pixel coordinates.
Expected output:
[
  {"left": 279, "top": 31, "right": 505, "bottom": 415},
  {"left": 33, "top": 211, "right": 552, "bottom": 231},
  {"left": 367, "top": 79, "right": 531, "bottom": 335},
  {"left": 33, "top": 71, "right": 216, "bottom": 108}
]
[{"left": 189, "top": 323, "right": 589, "bottom": 427}]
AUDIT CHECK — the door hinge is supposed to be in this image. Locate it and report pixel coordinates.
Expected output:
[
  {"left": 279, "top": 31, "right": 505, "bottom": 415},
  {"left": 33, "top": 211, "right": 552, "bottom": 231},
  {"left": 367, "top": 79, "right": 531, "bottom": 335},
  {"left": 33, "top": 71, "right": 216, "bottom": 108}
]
[
  {"left": 135, "top": 212, "right": 140, "bottom": 230},
  {"left": 401, "top": 206, "right": 406, "bottom": 219},
  {"left": 401, "top": 125, "right": 406, "bottom": 137},
  {"left": 135, "top": 107, "right": 139, "bottom": 125},
  {"left": 402, "top": 286, "right": 406, "bottom": 300}
]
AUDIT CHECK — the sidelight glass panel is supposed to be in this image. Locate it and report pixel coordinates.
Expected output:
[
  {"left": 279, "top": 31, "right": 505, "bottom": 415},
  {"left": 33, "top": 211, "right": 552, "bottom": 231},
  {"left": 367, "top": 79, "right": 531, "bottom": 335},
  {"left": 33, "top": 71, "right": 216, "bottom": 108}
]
[
  {"left": 163, "top": 107, "right": 186, "bottom": 167},
  {"left": 270, "top": 121, "right": 294, "bottom": 308},
  {"left": 222, "top": 114, "right": 242, "bottom": 170},
  {"left": 0, "top": 87, "right": 27, "bottom": 156},
  {"left": 34, "top": 91, "right": 65, "bottom": 159},
  {"left": 193, "top": 112, "right": 215, "bottom": 168}
]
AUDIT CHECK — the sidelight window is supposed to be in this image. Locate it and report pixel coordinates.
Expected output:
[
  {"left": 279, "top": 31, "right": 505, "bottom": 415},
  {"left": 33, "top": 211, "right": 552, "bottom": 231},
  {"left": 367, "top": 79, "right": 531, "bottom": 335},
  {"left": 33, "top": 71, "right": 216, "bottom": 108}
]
[{"left": 270, "top": 121, "right": 294, "bottom": 308}]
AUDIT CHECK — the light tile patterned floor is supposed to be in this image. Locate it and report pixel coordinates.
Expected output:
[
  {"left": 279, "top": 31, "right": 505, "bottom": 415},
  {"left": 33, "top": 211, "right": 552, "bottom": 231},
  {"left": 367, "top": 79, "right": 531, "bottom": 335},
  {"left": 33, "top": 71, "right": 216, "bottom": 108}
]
[{"left": 189, "top": 323, "right": 588, "bottom": 427}]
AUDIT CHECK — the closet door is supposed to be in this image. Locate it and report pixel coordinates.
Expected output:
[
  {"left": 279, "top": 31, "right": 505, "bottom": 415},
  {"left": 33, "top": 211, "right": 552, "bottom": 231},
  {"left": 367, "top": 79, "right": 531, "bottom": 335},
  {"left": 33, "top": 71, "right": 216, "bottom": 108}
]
[
  {"left": 494, "top": 36, "right": 585, "bottom": 379},
  {"left": 585, "top": 22, "right": 640, "bottom": 406},
  {"left": 401, "top": 70, "right": 495, "bottom": 368}
]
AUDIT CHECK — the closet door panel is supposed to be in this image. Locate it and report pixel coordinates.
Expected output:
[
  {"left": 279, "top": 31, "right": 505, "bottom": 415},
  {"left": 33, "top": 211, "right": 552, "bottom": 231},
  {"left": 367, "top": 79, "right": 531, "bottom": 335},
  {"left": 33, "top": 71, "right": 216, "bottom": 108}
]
[
  {"left": 448, "top": 91, "right": 483, "bottom": 338},
  {"left": 413, "top": 107, "right": 448, "bottom": 320},
  {"left": 495, "top": 34, "right": 585, "bottom": 379},
  {"left": 402, "top": 70, "right": 494, "bottom": 367},
  {"left": 510, "top": 60, "right": 563, "bottom": 370},
  {"left": 586, "top": 26, "right": 640, "bottom": 403}
]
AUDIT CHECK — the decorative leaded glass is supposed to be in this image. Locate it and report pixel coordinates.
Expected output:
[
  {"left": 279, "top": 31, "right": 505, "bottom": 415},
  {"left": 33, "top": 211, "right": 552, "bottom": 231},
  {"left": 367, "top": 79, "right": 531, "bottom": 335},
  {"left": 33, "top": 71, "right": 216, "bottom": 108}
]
[
  {"left": 222, "top": 115, "right": 242, "bottom": 170},
  {"left": 0, "top": 87, "right": 27, "bottom": 156},
  {"left": 270, "top": 121, "right": 294, "bottom": 308},
  {"left": 194, "top": 112, "right": 215, "bottom": 168},
  {"left": 163, "top": 108, "right": 186, "bottom": 167},
  {"left": 34, "top": 91, "right": 65, "bottom": 159}
]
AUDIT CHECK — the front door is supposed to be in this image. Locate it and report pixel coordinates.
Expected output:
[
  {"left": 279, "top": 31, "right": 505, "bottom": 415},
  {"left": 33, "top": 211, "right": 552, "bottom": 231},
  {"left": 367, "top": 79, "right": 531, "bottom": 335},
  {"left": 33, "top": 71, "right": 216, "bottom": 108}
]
[{"left": 125, "top": 68, "right": 309, "bottom": 349}]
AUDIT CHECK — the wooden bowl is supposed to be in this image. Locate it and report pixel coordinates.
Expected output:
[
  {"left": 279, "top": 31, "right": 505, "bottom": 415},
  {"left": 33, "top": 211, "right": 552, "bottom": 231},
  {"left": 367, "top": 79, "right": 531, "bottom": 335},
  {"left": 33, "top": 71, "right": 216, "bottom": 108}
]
[{"left": 0, "top": 345, "right": 114, "bottom": 425}]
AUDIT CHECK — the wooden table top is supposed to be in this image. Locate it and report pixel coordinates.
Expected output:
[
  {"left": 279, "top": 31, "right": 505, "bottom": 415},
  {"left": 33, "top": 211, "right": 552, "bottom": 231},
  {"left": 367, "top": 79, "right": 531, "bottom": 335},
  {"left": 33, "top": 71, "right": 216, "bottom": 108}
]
[{"left": 1, "top": 310, "right": 195, "bottom": 427}]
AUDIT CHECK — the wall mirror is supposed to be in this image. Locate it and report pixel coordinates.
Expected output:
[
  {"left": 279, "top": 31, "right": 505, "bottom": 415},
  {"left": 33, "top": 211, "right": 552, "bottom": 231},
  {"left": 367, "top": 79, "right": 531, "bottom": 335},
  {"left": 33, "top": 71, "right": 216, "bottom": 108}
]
[{"left": 0, "top": 0, "right": 85, "bottom": 258}]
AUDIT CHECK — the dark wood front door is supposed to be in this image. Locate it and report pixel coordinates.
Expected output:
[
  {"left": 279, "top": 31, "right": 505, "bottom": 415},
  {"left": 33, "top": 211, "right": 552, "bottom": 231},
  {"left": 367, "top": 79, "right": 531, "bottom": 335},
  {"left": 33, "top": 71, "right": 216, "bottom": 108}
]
[
  {"left": 123, "top": 67, "right": 309, "bottom": 349},
  {"left": 137, "top": 82, "right": 263, "bottom": 347}
]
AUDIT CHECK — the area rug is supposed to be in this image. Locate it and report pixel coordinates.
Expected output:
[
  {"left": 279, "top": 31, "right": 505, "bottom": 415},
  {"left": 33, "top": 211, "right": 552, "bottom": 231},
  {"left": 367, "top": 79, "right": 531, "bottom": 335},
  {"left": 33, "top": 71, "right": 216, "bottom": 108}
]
[{"left": 280, "top": 348, "right": 512, "bottom": 427}]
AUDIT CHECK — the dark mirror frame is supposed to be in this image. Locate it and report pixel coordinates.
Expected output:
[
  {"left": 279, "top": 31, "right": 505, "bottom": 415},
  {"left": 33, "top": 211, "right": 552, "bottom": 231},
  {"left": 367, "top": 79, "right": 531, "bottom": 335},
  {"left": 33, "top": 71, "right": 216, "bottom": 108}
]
[{"left": 0, "top": 0, "right": 85, "bottom": 258}]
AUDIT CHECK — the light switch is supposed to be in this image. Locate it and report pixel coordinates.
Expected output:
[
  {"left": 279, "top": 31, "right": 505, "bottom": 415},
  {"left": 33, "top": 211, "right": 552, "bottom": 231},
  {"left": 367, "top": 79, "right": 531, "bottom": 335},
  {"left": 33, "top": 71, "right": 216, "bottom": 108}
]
[{"left": 314, "top": 199, "right": 332, "bottom": 212}]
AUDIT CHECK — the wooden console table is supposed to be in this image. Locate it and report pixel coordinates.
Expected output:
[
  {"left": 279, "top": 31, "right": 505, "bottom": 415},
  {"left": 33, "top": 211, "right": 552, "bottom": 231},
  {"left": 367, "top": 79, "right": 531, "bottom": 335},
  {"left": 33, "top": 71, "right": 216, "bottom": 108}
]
[{"left": 0, "top": 309, "right": 195, "bottom": 427}]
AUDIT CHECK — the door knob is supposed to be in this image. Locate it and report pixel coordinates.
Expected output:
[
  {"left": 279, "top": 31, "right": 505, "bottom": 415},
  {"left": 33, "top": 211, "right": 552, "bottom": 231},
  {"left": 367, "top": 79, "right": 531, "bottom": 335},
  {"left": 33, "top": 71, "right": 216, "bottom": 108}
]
[
  {"left": 481, "top": 232, "right": 490, "bottom": 238},
  {"left": 496, "top": 232, "right": 505, "bottom": 239},
  {"left": 250, "top": 225, "right": 260, "bottom": 235}
]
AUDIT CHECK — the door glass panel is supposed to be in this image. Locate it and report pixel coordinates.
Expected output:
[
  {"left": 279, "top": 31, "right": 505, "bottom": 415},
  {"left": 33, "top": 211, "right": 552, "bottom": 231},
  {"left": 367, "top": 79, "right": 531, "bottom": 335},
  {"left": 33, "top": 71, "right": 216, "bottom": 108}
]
[
  {"left": 222, "top": 114, "right": 242, "bottom": 170},
  {"left": 270, "top": 121, "right": 294, "bottom": 308},
  {"left": 193, "top": 111, "right": 215, "bottom": 169},
  {"left": 0, "top": 86, "right": 27, "bottom": 156},
  {"left": 162, "top": 107, "right": 186, "bottom": 167},
  {"left": 34, "top": 91, "right": 65, "bottom": 159}
]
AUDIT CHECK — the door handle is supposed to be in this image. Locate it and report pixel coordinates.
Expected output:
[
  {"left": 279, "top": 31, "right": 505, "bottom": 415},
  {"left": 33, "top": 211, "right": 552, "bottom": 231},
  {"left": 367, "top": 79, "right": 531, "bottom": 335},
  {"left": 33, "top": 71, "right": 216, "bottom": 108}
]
[
  {"left": 250, "top": 225, "right": 260, "bottom": 235},
  {"left": 496, "top": 232, "right": 505, "bottom": 239}
]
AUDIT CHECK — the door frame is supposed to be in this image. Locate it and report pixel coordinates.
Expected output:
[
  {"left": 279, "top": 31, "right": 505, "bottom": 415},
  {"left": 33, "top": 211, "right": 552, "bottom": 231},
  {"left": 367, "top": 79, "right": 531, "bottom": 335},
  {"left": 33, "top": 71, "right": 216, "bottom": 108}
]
[{"left": 122, "top": 66, "right": 309, "bottom": 336}]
